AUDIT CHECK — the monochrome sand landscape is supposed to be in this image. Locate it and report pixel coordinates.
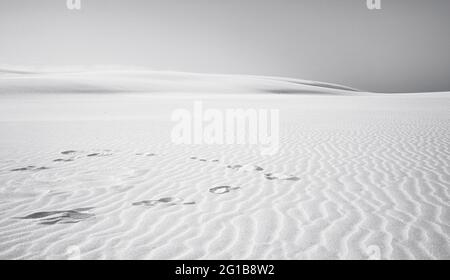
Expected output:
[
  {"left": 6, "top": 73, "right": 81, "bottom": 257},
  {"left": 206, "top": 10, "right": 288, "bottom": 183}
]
[{"left": 0, "top": 69, "right": 448, "bottom": 259}]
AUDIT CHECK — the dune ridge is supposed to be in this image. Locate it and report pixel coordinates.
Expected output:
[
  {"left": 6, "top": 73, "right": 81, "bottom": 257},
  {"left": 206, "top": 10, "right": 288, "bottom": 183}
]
[{"left": 0, "top": 67, "right": 363, "bottom": 95}]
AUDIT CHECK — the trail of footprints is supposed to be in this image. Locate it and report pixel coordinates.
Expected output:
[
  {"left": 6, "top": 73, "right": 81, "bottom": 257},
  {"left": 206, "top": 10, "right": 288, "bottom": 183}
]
[
  {"left": 11, "top": 152, "right": 300, "bottom": 226},
  {"left": 10, "top": 150, "right": 115, "bottom": 172},
  {"left": 190, "top": 156, "right": 300, "bottom": 181},
  {"left": 9, "top": 150, "right": 158, "bottom": 171}
]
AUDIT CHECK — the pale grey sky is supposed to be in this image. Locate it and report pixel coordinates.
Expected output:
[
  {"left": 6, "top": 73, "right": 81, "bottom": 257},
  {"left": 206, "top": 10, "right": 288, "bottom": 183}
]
[{"left": 1, "top": 0, "right": 449, "bottom": 92}]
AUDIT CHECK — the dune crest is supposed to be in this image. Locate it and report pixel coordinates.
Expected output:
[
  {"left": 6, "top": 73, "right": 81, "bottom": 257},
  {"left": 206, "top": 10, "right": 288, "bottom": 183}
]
[{"left": 0, "top": 67, "right": 363, "bottom": 95}]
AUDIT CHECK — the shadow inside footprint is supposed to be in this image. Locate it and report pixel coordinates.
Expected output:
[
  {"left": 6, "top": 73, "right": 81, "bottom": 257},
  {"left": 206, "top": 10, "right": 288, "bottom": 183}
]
[
  {"left": 226, "top": 164, "right": 243, "bottom": 170},
  {"left": 190, "top": 157, "right": 219, "bottom": 163},
  {"left": 11, "top": 166, "right": 49, "bottom": 172},
  {"left": 285, "top": 176, "right": 300, "bottom": 181},
  {"left": 11, "top": 166, "right": 34, "bottom": 172},
  {"left": 35, "top": 167, "right": 50, "bottom": 170},
  {"left": 87, "top": 151, "right": 112, "bottom": 157},
  {"left": 87, "top": 153, "right": 100, "bottom": 157},
  {"left": 17, "top": 207, "right": 95, "bottom": 225},
  {"left": 209, "top": 186, "right": 240, "bottom": 194},
  {"left": 264, "top": 173, "right": 300, "bottom": 181},
  {"left": 53, "top": 158, "right": 74, "bottom": 162},
  {"left": 61, "top": 150, "right": 77, "bottom": 155},
  {"left": 132, "top": 197, "right": 195, "bottom": 208},
  {"left": 227, "top": 164, "right": 264, "bottom": 172},
  {"left": 136, "top": 153, "right": 157, "bottom": 157}
]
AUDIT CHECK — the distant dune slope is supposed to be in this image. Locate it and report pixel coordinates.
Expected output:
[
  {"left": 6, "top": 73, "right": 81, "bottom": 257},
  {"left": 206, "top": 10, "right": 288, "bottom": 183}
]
[{"left": 0, "top": 67, "right": 364, "bottom": 95}]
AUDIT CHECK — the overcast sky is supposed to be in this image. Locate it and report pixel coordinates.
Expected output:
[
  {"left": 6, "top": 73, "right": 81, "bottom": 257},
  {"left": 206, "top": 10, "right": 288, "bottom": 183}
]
[{"left": 1, "top": 0, "right": 449, "bottom": 92}]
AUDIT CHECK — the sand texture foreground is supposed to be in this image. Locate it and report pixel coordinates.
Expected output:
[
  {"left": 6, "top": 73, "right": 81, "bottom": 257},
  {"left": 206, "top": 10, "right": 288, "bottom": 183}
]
[{"left": 0, "top": 71, "right": 449, "bottom": 259}]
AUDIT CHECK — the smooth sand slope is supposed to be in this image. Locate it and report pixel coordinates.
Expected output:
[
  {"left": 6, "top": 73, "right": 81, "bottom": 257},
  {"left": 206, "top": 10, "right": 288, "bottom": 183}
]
[
  {"left": 0, "top": 67, "right": 360, "bottom": 95},
  {"left": 0, "top": 70, "right": 449, "bottom": 259}
]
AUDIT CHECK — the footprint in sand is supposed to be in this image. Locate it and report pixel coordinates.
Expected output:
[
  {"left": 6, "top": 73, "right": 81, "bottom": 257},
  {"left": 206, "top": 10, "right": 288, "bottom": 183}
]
[
  {"left": 58, "top": 150, "right": 113, "bottom": 161},
  {"left": 53, "top": 158, "right": 74, "bottom": 162},
  {"left": 17, "top": 207, "right": 95, "bottom": 225},
  {"left": 188, "top": 157, "right": 298, "bottom": 182},
  {"left": 11, "top": 166, "right": 35, "bottom": 172},
  {"left": 191, "top": 157, "right": 207, "bottom": 162},
  {"left": 11, "top": 166, "right": 50, "bottom": 172},
  {"left": 264, "top": 173, "right": 300, "bottom": 181},
  {"left": 55, "top": 150, "right": 81, "bottom": 162},
  {"left": 190, "top": 157, "right": 220, "bottom": 163},
  {"left": 132, "top": 197, "right": 195, "bottom": 208},
  {"left": 209, "top": 186, "right": 240, "bottom": 194},
  {"left": 136, "top": 153, "right": 157, "bottom": 157},
  {"left": 227, "top": 164, "right": 264, "bottom": 172},
  {"left": 86, "top": 151, "right": 113, "bottom": 158},
  {"left": 61, "top": 150, "right": 77, "bottom": 155},
  {"left": 87, "top": 153, "right": 100, "bottom": 157}
]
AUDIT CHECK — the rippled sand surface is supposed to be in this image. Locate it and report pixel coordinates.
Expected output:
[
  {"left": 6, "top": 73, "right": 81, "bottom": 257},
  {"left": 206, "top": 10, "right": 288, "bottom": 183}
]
[{"left": 0, "top": 87, "right": 449, "bottom": 259}]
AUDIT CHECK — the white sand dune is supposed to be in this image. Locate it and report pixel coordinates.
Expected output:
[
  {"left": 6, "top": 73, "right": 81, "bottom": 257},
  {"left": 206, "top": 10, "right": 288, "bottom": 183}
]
[
  {"left": 0, "top": 69, "right": 449, "bottom": 260},
  {"left": 0, "top": 67, "right": 361, "bottom": 95}
]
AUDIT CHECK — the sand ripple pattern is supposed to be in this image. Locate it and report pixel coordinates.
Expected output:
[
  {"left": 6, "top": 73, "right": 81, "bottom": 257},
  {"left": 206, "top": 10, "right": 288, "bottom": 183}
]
[{"left": 0, "top": 95, "right": 449, "bottom": 260}]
